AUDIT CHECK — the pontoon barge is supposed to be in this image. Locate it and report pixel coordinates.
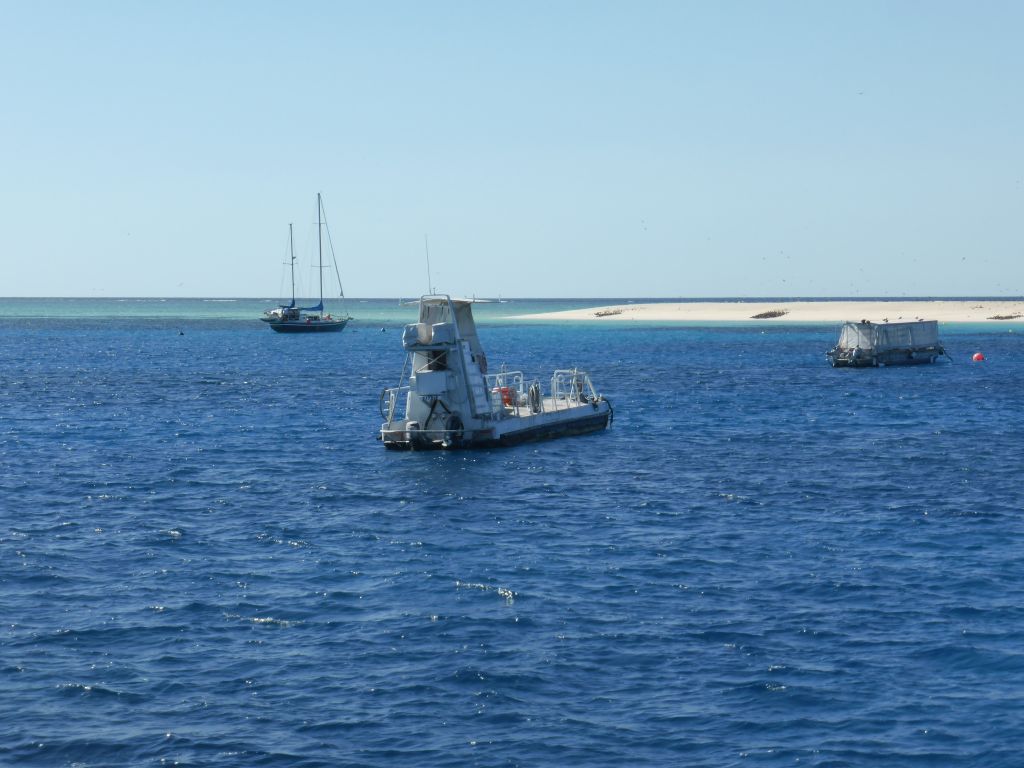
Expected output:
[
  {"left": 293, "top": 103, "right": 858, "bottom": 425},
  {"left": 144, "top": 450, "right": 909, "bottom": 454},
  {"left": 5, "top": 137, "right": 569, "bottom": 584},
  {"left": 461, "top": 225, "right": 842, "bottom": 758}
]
[{"left": 827, "top": 319, "right": 947, "bottom": 367}]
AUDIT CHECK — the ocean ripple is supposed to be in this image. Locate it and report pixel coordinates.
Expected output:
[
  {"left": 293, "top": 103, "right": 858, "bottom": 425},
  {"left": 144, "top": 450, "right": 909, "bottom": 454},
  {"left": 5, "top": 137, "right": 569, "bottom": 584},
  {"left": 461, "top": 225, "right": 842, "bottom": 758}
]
[{"left": 1, "top": 316, "right": 1023, "bottom": 766}]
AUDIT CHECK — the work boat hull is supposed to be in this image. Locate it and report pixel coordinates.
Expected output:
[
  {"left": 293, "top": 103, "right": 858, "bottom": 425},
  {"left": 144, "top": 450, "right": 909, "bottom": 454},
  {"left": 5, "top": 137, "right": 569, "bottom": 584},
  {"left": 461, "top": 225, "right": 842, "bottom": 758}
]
[
  {"left": 267, "top": 318, "right": 348, "bottom": 333},
  {"left": 380, "top": 294, "right": 612, "bottom": 450},
  {"left": 828, "top": 348, "right": 942, "bottom": 367},
  {"left": 383, "top": 401, "right": 612, "bottom": 450}
]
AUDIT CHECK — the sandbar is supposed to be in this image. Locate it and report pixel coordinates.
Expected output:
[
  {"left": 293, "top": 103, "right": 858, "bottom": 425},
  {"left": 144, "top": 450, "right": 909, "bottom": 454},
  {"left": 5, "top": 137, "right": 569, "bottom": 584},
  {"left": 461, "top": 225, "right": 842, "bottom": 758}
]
[
  {"left": 516, "top": 300, "right": 1024, "bottom": 324},
  {"left": 516, "top": 301, "right": 1024, "bottom": 325}
]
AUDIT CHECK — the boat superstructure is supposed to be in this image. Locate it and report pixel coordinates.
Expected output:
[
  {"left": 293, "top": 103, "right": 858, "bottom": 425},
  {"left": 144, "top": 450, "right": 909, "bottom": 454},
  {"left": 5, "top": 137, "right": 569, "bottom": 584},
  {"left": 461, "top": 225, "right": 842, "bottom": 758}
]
[
  {"left": 827, "top": 319, "right": 947, "bottom": 367},
  {"left": 380, "top": 295, "right": 612, "bottom": 449},
  {"left": 261, "top": 193, "right": 350, "bottom": 333}
]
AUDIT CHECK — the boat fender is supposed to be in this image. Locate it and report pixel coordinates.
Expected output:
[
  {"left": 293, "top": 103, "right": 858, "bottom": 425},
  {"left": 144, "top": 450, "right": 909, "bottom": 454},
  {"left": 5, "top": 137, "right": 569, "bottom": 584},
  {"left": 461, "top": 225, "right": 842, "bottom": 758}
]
[{"left": 528, "top": 383, "right": 541, "bottom": 414}]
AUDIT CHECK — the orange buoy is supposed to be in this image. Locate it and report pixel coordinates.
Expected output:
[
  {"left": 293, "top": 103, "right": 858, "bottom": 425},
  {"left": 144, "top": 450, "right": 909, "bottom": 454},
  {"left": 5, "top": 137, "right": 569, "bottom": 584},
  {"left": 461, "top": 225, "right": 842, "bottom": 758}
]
[{"left": 972, "top": 352, "right": 985, "bottom": 362}]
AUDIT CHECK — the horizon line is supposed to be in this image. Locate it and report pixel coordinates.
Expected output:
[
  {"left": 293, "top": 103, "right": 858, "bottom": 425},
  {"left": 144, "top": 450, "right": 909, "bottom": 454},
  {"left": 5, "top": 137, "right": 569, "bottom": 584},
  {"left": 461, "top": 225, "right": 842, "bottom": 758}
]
[{"left": 4, "top": 294, "right": 1024, "bottom": 302}]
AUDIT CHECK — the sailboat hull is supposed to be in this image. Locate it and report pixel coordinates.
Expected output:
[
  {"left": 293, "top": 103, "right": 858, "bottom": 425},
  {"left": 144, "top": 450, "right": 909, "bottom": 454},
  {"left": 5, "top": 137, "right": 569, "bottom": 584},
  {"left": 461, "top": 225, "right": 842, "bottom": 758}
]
[{"left": 268, "top": 319, "right": 348, "bottom": 333}]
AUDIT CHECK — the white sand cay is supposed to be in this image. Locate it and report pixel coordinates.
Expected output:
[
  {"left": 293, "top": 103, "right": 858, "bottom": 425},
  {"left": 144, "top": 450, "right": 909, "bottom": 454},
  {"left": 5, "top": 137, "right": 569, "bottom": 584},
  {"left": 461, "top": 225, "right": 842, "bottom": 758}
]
[{"left": 517, "top": 300, "right": 1024, "bottom": 324}]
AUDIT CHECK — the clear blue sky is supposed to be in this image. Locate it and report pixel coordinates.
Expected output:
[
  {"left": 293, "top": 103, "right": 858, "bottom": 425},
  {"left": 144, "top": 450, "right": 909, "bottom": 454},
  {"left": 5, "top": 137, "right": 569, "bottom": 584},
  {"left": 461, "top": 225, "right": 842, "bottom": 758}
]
[{"left": 2, "top": 1, "right": 1022, "bottom": 298}]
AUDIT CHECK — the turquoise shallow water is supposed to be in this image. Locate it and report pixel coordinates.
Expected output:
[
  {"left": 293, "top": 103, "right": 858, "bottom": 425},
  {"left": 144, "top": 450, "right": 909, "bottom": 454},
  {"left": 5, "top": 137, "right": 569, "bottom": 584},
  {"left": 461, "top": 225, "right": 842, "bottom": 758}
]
[
  {"left": 2, "top": 299, "right": 1023, "bottom": 766},
  {"left": 0, "top": 297, "right": 607, "bottom": 323},
  {"left": 2, "top": 295, "right": 1020, "bottom": 326}
]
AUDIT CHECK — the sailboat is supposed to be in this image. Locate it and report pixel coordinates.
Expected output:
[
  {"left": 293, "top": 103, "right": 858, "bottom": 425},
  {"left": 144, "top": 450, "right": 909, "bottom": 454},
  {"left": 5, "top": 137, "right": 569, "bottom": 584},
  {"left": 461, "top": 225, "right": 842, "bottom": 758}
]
[{"left": 261, "top": 193, "right": 350, "bottom": 333}]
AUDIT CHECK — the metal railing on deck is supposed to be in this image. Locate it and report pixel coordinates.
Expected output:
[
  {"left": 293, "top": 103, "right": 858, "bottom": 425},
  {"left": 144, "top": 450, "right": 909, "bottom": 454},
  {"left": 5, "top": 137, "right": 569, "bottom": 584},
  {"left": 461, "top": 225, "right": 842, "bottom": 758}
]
[
  {"left": 486, "top": 370, "right": 525, "bottom": 415},
  {"left": 550, "top": 369, "right": 598, "bottom": 409},
  {"left": 483, "top": 368, "right": 599, "bottom": 416}
]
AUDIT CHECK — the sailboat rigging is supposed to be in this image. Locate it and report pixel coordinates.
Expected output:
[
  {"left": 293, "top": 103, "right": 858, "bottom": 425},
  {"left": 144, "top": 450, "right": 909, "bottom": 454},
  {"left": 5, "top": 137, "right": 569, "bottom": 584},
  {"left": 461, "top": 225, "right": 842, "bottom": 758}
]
[{"left": 261, "top": 193, "right": 350, "bottom": 333}]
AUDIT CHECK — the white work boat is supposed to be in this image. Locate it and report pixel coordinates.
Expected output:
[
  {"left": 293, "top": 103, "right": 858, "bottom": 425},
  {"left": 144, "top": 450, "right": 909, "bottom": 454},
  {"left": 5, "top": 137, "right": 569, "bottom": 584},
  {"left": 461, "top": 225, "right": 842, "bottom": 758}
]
[{"left": 380, "top": 295, "right": 612, "bottom": 449}]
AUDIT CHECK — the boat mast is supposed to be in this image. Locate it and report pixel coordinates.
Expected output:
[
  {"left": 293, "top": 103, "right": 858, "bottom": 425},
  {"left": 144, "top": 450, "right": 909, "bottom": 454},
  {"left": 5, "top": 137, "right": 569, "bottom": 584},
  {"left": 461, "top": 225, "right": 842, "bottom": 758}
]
[
  {"left": 317, "top": 192, "right": 324, "bottom": 306},
  {"left": 289, "top": 223, "right": 296, "bottom": 307}
]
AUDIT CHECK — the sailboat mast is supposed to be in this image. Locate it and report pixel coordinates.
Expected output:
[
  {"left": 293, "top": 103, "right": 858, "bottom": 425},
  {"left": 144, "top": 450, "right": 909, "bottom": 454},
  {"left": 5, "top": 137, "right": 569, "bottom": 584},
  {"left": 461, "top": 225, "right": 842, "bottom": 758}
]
[
  {"left": 317, "top": 192, "right": 324, "bottom": 304},
  {"left": 289, "top": 223, "right": 296, "bottom": 307}
]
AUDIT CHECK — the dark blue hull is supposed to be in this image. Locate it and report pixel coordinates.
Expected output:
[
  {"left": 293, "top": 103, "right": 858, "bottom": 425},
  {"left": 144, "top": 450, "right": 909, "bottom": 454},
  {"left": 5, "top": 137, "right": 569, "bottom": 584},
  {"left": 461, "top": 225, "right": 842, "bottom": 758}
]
[{"left": 268, "top": 319, "right": 348, "bottom": 333}]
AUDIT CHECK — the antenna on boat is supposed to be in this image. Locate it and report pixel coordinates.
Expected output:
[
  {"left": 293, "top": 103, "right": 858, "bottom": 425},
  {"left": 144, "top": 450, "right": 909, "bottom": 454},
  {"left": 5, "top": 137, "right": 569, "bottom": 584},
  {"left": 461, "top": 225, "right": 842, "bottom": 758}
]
[{"left": 424, "top": 234, "right": 434, "bottom": 294}]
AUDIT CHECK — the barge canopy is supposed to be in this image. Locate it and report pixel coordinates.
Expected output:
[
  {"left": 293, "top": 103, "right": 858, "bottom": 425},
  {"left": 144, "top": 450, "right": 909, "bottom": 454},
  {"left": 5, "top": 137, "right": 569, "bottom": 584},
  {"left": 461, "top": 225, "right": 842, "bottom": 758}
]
[{"left": 837, "top": 320, "right": 939, "bottom": 351}]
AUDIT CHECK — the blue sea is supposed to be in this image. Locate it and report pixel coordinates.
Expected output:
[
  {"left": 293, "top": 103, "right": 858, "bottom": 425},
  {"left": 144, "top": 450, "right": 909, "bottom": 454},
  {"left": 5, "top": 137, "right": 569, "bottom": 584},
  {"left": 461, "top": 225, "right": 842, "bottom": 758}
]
[{"left": 2, "top": 298, "right": 1023, "bottom": 767}]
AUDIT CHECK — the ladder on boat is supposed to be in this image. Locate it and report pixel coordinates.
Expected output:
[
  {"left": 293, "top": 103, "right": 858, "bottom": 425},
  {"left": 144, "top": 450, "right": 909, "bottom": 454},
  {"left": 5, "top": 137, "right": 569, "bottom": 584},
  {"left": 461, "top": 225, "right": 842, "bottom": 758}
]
[{"left": 460, "top": 341, "right": 491, "bottom": 417}]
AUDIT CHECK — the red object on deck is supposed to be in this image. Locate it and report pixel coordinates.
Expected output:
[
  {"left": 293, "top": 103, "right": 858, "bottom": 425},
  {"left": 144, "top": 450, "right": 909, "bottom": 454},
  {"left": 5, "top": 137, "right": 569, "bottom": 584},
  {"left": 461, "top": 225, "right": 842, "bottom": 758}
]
[{"left": 972, "top": 352, "right": 985, "bottom": 362}]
